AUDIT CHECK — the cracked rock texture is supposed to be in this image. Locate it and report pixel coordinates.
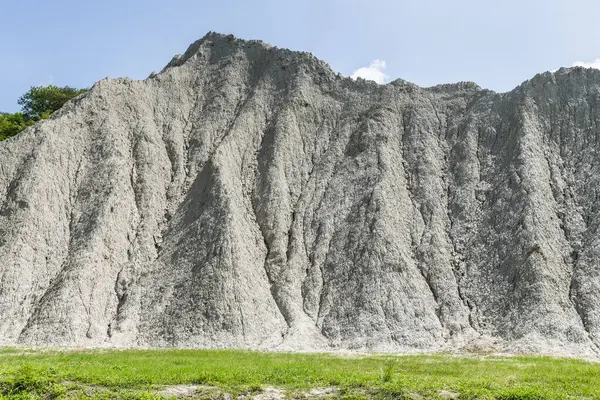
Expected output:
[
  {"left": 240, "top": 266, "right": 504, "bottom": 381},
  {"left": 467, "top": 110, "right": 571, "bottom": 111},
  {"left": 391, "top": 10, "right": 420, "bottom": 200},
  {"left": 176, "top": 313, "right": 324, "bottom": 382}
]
[{"left": 1, "top": 32, "right": 600, "bottom": 357}]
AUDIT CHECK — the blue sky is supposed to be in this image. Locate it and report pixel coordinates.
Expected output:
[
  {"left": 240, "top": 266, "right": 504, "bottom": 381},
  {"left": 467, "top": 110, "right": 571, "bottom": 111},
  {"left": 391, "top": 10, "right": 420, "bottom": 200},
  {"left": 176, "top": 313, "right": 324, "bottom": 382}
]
[{"left": 2, "top": 0, "right": 599, "bottom": 112}]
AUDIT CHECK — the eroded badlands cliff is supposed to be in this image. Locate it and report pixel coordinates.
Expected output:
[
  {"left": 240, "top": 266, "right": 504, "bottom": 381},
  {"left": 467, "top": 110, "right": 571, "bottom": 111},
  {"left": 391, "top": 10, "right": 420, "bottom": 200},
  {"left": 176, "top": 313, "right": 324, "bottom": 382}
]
[{"left": 1, "top": 33, "right": 600, "bottom": 357}]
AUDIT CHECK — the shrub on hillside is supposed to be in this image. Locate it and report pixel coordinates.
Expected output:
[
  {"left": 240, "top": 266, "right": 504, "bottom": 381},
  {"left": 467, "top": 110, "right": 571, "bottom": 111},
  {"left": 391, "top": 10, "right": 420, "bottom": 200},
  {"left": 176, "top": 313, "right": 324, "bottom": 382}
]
[{"left": 0, "top": 85, "right": 88, "bottom": 142}]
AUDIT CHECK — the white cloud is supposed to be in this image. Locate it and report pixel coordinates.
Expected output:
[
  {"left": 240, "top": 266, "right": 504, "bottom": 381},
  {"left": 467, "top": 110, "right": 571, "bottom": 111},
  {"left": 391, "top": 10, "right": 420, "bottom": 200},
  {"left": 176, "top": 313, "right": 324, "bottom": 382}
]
[
  {"left": 572, "top": 58, "right": 600, "bottom": 69},
  {"left": 351, "top": 60, "right": 388, "bottom": 84}
]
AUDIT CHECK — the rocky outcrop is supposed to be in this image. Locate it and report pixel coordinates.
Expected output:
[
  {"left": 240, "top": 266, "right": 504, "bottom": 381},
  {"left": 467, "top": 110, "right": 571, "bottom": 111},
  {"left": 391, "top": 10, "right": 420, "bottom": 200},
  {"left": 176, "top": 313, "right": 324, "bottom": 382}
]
[{"left": 1, "top": 32, "right": 600, "bottom": 357}]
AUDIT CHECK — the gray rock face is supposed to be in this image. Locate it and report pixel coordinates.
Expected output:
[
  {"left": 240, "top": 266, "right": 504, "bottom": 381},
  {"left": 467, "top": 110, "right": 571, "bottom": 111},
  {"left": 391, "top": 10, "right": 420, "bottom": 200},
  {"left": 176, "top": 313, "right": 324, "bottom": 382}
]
[{"left": 1, "top": 32, "right": 600, "bottom": 357}]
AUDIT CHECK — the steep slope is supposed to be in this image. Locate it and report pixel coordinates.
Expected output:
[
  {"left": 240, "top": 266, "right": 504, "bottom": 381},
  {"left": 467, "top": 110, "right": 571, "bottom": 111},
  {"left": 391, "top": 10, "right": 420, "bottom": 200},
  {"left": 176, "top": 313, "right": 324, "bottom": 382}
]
[{"left": 1, "top": 33, "right": 600, "bottom": 357}]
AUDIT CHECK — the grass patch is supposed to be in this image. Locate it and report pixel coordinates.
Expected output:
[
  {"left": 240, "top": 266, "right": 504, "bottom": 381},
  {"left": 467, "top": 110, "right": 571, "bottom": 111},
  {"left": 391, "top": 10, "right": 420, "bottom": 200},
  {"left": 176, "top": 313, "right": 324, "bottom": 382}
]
[{"left": 0, "top": 348, "right": 598, "bottom": 399}]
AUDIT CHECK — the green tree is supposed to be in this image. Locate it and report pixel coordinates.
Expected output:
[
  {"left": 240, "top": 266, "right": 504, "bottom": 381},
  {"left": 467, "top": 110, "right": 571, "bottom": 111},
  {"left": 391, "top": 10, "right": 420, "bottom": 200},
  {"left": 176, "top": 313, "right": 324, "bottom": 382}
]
[
  {"left": 18, "top": 85, "right": 88, "bottom": 121},
  {"left": 0, "top": 85, "right": 87, "bottom": 142}
]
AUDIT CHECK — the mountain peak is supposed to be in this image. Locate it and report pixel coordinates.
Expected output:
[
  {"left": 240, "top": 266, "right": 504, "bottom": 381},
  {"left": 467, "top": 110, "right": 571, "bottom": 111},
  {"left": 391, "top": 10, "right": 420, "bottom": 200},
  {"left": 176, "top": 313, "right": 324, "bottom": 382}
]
[{"left": 1, "top": 34, "right": 600, "bottom": 358}]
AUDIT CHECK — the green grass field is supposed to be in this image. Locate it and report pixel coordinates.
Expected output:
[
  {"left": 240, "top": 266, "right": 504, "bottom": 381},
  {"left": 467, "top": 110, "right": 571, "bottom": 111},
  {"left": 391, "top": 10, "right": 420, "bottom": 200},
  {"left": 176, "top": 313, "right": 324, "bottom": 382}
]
[{"left": 0, "top": 348, "right": 598, "bottom": 399}]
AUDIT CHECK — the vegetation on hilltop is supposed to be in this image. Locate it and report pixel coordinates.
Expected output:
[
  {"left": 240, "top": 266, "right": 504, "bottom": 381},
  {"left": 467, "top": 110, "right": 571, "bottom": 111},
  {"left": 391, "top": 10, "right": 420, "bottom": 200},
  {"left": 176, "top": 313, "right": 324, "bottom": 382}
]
[
  {"left": 0, "top": 85, "right": 88, "bottom": 142},
  {"left": 0, "top": 112, "right": 32, "bottom": 141}
]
